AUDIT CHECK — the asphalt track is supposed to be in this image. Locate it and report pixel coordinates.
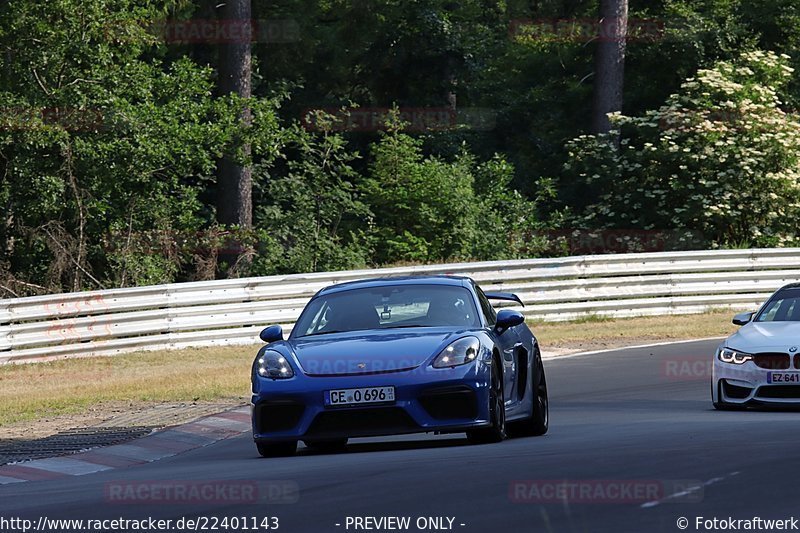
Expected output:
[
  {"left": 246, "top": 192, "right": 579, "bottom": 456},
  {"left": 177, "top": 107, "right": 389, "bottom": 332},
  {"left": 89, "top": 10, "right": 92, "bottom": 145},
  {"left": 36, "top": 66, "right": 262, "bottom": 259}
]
[{"left": 3, "top": 338, "right": 800, "bottom": 533}]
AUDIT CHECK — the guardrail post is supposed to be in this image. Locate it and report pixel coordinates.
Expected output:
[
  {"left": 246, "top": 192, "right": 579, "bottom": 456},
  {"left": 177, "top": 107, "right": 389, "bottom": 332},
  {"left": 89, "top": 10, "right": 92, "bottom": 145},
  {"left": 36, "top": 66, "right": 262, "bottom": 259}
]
[
  {"left": 166, "top": 284, "right": 176, "bottom": 350},
  {"left": 0, "top": 301, "right": 10, "bottom": 355}
]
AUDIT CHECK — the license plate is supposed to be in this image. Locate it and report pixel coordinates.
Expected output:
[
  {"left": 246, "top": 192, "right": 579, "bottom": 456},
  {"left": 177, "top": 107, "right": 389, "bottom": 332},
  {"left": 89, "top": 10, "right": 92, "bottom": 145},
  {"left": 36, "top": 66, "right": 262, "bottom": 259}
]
[
  {"left": 325, "top": 386, "right": 395, "bottom": 406},
  {"left": 768, "top": 372, "right": 800, "bottom": 384}
]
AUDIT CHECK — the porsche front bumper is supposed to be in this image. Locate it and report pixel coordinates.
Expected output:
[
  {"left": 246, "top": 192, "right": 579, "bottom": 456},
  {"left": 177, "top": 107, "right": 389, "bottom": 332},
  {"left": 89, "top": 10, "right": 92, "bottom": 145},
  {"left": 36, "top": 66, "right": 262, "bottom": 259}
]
[{"left": 251, "top": 363, "right": 492, "bottom": 442}]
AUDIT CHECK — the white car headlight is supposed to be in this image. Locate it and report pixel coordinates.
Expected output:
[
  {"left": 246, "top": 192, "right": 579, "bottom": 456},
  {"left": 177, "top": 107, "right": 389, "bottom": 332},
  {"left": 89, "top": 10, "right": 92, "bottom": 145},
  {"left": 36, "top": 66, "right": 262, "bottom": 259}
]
[
  {"left": 432, "top": 337, "right": 480, "bottom": 368},
  {"left": 257, "top": 350, "right": 295, "bottom": 379},
  {"left": 718, "top": 347, "right": 753, "bottom": 365}
]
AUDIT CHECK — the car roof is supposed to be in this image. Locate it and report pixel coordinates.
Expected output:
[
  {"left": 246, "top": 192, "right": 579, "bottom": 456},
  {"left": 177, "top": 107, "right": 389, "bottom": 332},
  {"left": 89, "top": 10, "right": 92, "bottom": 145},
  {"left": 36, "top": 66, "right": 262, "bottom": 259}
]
[
  {"left": 777, "top": 282, "right": 800, "bottom": 292},
  {"left": 314, "top": 275, "right": 474, "bottom": 298}
]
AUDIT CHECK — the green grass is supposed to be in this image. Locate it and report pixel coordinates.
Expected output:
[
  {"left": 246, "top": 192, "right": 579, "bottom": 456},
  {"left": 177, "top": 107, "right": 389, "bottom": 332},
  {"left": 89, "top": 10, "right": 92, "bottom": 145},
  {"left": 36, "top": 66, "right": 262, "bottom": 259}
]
[
  {"left": 0, "top": 347, "right": 254, "bottom": 428},
  {"left": 530, "top": 310, "right": 738, "bottom": 349}
]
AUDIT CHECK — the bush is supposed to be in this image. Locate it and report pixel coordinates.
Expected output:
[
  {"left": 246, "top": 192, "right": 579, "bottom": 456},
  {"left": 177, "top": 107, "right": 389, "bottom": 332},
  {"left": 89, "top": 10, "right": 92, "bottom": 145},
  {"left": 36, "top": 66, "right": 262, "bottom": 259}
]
[
  {"left": 565, "top": 50, "right": 800, "bottom": 248},
  {"left": 253, "top": 121, "right": 372, "bottom": 275},
  {"left": 363, "top": 129, "right": 477, "bottom": 264},
  {"left": 363, "top": 125, "right": 545, "bottom": 265}
]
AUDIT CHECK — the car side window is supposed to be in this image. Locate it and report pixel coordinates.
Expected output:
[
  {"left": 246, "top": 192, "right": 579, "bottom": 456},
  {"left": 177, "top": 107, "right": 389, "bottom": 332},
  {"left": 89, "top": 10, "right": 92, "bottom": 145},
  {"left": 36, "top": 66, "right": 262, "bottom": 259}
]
[{"left": 476, "top": 287, "right": 496, "bottom": 326}]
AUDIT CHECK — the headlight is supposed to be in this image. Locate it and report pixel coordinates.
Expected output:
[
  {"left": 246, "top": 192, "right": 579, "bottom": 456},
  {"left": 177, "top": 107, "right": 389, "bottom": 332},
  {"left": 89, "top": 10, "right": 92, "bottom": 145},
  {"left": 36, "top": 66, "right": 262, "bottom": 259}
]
[
  {"left": 256, "top": 350, "right": 295, "bottom": 379},
  {"left": 432, "top": 337, "right": 480, "bottom": 368},
  {"left": 718, "top": 347, "right": 752, "bottom": 365}
]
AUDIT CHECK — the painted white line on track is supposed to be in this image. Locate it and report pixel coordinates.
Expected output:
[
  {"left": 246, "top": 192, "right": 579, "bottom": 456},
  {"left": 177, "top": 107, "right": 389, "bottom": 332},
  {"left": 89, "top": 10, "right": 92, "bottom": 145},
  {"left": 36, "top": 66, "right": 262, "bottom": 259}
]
[
  {"left": 640, "top": 471, "right": 740, "bottom": 509},
  {"left": 541, "top": 337, "right": 726, "bottom": 361}
]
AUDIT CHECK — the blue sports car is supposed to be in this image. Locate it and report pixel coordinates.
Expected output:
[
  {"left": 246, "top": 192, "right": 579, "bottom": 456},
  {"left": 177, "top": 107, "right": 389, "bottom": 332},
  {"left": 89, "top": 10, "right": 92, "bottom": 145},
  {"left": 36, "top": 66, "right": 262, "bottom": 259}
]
[{"left": 250, "top": 275, "right": 549, "bottom": 456}]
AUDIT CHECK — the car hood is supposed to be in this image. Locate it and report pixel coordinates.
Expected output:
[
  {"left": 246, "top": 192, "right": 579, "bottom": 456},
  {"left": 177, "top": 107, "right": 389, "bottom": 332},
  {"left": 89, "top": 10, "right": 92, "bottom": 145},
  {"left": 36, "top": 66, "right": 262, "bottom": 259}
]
[
  {"left": 283, "top": 328, "right": 471, "bottom": 376},
  {"left": 727, "top": 322, "right": 800, "bottom": 352}
]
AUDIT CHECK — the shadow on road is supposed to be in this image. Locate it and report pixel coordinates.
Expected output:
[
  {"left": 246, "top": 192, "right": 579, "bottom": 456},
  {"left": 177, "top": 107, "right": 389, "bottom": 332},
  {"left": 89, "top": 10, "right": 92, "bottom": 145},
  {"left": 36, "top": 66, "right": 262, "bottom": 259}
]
[{"left": 299, "top": 436, "right": 469, "bottom": 456}]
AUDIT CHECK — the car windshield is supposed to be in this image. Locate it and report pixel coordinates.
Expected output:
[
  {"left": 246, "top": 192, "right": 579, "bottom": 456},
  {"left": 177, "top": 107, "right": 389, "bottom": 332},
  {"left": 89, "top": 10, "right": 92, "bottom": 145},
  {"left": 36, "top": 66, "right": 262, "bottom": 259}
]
[
  {"left": 292, "top": 284, "right": 480, "bottom": 337},
  {"left": 755, "top": 289, "right": 800, "bottom": 322}
]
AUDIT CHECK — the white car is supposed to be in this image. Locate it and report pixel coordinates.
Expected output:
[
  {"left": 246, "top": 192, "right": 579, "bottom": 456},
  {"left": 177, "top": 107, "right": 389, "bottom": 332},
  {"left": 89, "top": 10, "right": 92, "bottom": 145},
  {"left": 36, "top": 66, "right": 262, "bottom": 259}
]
[{"left": 713, "top": 283, "right": 800, "bottom": 409}]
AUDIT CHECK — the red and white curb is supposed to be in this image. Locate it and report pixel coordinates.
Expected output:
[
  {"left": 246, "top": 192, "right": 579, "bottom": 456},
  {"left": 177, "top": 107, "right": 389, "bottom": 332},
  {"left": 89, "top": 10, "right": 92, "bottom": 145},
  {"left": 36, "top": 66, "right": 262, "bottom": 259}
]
[{"left": 0, "top": 406, "right": 250, "bottom": 485}]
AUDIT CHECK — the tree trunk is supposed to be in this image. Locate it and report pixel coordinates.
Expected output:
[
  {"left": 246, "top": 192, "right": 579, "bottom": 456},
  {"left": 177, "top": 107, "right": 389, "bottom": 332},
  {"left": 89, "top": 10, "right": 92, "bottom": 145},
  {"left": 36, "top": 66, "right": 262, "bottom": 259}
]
[
  {"left": 216, "top": 0, "right": 253, "bottom": 229},
  {"left": 592, "top": 0, "right": 628, "bottom": 135}
]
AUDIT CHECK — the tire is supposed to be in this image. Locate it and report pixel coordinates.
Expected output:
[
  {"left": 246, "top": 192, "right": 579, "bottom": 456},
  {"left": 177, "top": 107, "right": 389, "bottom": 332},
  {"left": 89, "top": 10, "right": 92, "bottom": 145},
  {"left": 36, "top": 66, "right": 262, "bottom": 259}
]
[
  {"left": 302, "top": 438, "right": 348, "bottom": 452},
  {"left": 467, "top": 356, "right": 506, "bottom": 444},
  {"left": 712, "top": 382, "right": 746, "bottom": 411},
  {"left": 510, "top": 350, "right": 549, "bottom": 437},
  {"left": 256, "top": 440, "right": 297, "bottom": 457}
]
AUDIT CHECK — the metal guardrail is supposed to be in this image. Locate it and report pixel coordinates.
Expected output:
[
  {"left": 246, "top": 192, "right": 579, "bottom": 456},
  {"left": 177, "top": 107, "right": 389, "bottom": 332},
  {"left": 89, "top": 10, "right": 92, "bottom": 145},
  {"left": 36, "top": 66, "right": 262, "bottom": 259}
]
[{"left": 1, "top": 248, "right": 798, "bottom": 364}]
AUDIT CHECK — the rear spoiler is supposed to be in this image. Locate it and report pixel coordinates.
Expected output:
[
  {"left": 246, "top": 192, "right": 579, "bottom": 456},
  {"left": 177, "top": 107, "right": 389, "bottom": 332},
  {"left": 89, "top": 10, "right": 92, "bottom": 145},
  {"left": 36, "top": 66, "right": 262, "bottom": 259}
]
[{"left": 484, "top": 291, "right": 524, "bottom": 307}]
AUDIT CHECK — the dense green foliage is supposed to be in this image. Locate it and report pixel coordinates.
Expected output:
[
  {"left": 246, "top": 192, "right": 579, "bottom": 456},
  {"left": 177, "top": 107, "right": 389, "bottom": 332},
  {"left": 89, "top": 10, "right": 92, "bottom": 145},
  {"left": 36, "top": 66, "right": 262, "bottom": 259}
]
[
  {"left": 2, "top": 0, "right": 800, "bottom": 295},
  {"left": 566, "top": 50, "right": 800, "bottom": 248}
]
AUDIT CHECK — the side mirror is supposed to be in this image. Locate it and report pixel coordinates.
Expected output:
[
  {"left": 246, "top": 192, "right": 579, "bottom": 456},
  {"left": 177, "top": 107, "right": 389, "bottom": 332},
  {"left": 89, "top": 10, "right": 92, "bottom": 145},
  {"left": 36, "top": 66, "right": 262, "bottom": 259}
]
[
  {"left": 732, "top": 312, "right": 754, "bottom": 326},
  {"left": 259, "top": 325, "right": 284, "bottom": 343},
  {"left": 495, "top": 309, "right": 525, "bottom": 333}
]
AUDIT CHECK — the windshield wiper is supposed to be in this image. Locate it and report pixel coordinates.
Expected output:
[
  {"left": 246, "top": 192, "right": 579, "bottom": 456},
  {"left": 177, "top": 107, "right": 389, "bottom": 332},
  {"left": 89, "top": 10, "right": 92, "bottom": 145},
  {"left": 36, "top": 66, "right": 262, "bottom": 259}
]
[{"left": 382, "top": 324, "right": 429, "bottom": 329}]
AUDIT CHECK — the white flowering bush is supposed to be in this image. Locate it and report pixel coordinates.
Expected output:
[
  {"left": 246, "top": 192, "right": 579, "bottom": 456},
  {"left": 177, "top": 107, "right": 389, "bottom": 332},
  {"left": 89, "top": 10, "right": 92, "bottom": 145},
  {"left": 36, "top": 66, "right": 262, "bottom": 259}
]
[{"left": 565, "top": 50, "right": 800, "bottom": 247}]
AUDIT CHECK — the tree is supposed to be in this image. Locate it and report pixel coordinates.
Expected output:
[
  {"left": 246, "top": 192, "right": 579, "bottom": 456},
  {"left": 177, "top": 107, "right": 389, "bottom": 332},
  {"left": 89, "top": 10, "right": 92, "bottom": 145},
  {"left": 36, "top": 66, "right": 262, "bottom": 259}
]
[
  {"left": 0, "top": 0, "right": 282, "bottom": 294},
  {"left": 216, "top": 0, "right": 253, "bottom": 231},
  {"left": 592, "top": 0, "right": 628, "bottom": 134}
]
